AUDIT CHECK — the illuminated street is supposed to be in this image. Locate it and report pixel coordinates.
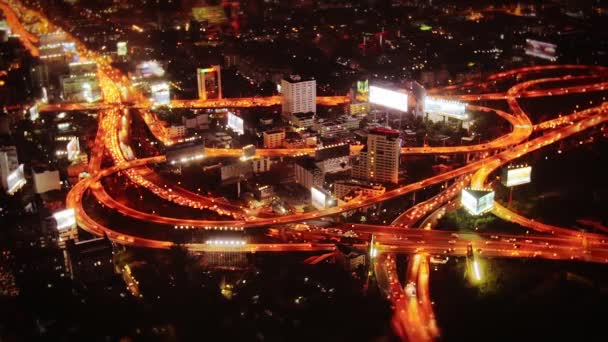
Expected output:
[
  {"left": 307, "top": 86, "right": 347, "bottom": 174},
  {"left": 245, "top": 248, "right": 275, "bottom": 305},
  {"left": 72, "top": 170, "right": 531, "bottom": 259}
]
[{"left": 2, "top": 0, "right": 608, "bottom": 340}]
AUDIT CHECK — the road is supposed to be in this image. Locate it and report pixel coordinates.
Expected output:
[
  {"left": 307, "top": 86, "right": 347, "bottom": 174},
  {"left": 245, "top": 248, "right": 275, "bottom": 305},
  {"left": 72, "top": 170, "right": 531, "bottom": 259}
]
[{"left": 5, "top": 2, "right": 608, "bottom": 341}]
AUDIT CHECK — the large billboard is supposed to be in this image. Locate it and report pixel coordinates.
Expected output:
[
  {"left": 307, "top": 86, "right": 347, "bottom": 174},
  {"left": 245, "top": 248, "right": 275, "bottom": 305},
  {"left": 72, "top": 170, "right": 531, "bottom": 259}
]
[
  {"left": 67, "top": 137, "right": 80, "bottom": 161},
  {"left": 151, "top": 82, "right": 170, "bottom": 105},
  {"left": 29, "top": 105, "right": 39, "bottom": 121},
  {"left": 53, "top": 208, "right": 76, "bottom": 231},
  {"left": 192, "top": 6, "right": 228, "bottom": 24},
  {"left": 311, "top": 186, "right": 328, "bottom": 210},
  {"left": 197, "top": 66, "right": 221, "bottom": 100},
  {"left": 461, "top": 188, "right": 495, "bottom": 216},
  {"left": 424, "top": 97, "right": 467, "bottom": 119},
  {"left": 117, "top": 41, "right": 127, "bottom": 56},
  {"left": 6, "top": 164, "right": 26, "bottom": 195},
  {"left": 502, "top": 166, "right": 532, "bottom": 187},
  {"left": 357, "top": 80, "right": 369, "bottom": 94},
  {"left": 242, "top": 144, "right": 256, "bottom": 159},
  {"left": 227, "top": 112, "right": 244, "bottom": 135},
  {"left": 369, "top": 86, "right": 408, "bottom": 112},
  {"left": 311, "top": 186, "right": 336, "bottom": 210},
  {"left": 137, "top": 60, "right": 165, "bottom": 78},
  {"left": 525, "top": 39, "right": 557, "bottom": 62}
]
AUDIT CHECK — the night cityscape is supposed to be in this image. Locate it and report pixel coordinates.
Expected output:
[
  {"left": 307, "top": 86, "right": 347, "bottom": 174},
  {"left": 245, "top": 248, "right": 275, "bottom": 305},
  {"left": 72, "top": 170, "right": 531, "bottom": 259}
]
[{"left": 1, "top": 0, "right": 608, "bottom": 341}]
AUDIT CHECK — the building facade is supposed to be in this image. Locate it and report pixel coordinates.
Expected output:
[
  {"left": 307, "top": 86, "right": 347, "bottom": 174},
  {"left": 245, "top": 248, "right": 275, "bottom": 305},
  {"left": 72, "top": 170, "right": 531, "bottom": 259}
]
[
  {"left": 281, "top": 75, "right": 316, "bottom": 116},
  {"left": 351, "top": 128, "right": 401, "bottom": 184}
]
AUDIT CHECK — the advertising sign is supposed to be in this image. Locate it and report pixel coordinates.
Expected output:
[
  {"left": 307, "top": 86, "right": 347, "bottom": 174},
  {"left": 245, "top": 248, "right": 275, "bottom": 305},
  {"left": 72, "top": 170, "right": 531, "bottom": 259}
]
[{"left": 369, "top": 86, "right": 408, "bottom": 112}]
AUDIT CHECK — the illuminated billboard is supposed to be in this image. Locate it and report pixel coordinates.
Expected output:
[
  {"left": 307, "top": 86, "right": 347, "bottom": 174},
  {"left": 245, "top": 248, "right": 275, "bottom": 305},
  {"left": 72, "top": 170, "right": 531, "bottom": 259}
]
[
  {"left": 137, "top": 61, "right": 165, "bottom": 78},
  {"left": 311, "top": 186, "right": 336, "bottom": 210},
  {"left": 67, "top": 137, "right": 80, "bottom": 161},
  {"left": 525, "top": 39, "right": 557, "bottom": 62},
  {"left": 461, "top": 188, "right": 495, "bottom": 216},
  {"left": 192, "top": 6, "right": 228, "bottom": 24},
  {"left": 6, "top": 164, "right": 26, "bottom": 195},
  {"left": 29, "top": 105, "right": 39, "bottom": 121},
  {"left": 197, "top": 66, "right": 221, "bottom": 100},
  {"left": 117, "top": 41, "right": 127, "bottom": 56},
  {"left": 227, "top": 112, "right": 244, "bottom": 135},
  {"left": 242, "top": 144, "right": 256, "bottom": 159},
  {"left": 357, "top": 80, "right": 369, "bottom": 94},
  {"left": 369, "top": 86, "right": 408, "bottom": 112},
  {"left": 502, "top": 165, "right": 532, "bottom": 187},
  {"left": 311, "top": 186, "right": 328, "bottom": 210},
  {"left": 424, "top": 97, "right": 467, "bottom": 119},
  {"left": 53, "top": 208, "right": 76, "bottom": 231},
  {"left": 151, "top": 82, "right": 170, "bottom": 105}
]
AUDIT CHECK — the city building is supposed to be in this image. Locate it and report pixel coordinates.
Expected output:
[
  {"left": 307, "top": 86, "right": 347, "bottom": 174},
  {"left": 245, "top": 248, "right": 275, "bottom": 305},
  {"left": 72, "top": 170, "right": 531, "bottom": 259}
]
[
  {"left": 263, "top": 129, "right": 286, "bottom": 148},
  {"left": 314, "top": 119, "right": 347, "bottom": 138},
  {"left": 182, "top": 113, "right": 210, "bottom": 130},
  {"left": 167, "top": 124, "right": 187, "bottom": 139},
  {"left": 252, "top": 157, "right": 273, "bottom": 173},
  {"left": 65, "top": 237, "right": 114, "bottom": 283},
  {"left": 347, "top": 102, "right": 371, "bottom": 117},
  {"left": 68, "top": 61, "right": 98, "bottom": 77},
  {"left": 294, "top": 156, "right": 324, "bottom": 190},
  {"left": 338, "top": 115, "right": 361, "bottom": 130},
  {"left": 53, "top": 209, "right": 78, "bottom": 249},
  {"left": 60, "top": 75, "right": 102, "bottom": 102},
  {"left": 0, "top": 146, "right": 24, "bottom": 194},
  {"left": 32, "top": 167, "right": 61, "bottom": 194},
  {"left": 314, "top": 143, "right": 351, "bottom": 173},
  {"left": 288, "top": 112, "right": 315, "bottom": 131},
  {"left": 252, "top": 184, "right": 274, "bottom": 201},
  {"left": 165, "top": 140, "right": 205, "bottom": 165},
  {"left": 351, "top": 128, "right": 401, "bottom": 184},
  {"left": 0, "top": 146, "right": 18, "bottom": 188},
  {"left": 281, "top": 75, "right": 316, "bottom": 116},
  {"left": 221, "top": 161, "right": 253, "bottom": 181},
  {"left": 332, "top": 179, "right": 386, "bottom": 199}
]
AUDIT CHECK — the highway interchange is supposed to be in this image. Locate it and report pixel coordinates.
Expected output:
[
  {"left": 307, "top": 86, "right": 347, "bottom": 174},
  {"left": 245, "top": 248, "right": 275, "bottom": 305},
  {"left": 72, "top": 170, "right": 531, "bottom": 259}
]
[{"left": 3, "top": 0, "right": 608, "bottom": 340}]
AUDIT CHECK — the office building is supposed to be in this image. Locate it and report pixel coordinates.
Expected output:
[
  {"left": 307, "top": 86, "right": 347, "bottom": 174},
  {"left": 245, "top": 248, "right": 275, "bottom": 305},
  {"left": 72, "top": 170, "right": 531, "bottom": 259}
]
[
  {"left": 252, "top": 157, "right": 273, "bottom": 173},
  {"left": 351, "top": 128, "right": 401, "bottom": 184},
  {"left": 167, "top": 124, "right": 187, "bottom": 139},
  {"left": 60, "top": 75, "right": 101, "bottom": 102},
  {"left": 263, "top": 129, "right": 286, "bottom": 148},
  {"left": 0, "top": 146, "right": 19, "bottom": 190},
  {"left": 294, "top": 156, "right": 323, "bottom": 190},
  {"left": 332, "top": 179, "right": 386, "bottom": 199},
  {"left": 315, "top": 143, "right": 350, "bottom": 173},
  {"left": 289, "top": 112, "right": 315, "bottom": 131},
  {"left": 66, "top": 237, "right": 114, "bottom": 283},
  {"left": 281, "top": 75, "right": 316, "bottom": 116},
  {"left": 32, "top": 167, "right": 61, "bottom": 194}
]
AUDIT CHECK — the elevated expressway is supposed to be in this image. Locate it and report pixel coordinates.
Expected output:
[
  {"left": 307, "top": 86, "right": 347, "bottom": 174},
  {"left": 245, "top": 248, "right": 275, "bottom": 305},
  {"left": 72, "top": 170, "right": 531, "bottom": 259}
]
[
  {"left": 5, "top": 0, "right": 608, "bottom": 252},
  {"left": 5, "top": 3, "right": 608, "bottom": 342}
]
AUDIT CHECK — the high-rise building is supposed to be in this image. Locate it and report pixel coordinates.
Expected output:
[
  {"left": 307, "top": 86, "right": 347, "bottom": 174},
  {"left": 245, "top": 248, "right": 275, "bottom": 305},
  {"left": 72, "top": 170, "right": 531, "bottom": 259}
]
[
  {"left": 0, "top": 146, "right": 19, "bottom": 190},
  {"left": 351, "top": 128, "right": 401, "bottom": 184},
  {"left": 197, "top": 65, "right": 222, "bottom": 100},
  {"left": 281, "top": 75, "right": 316, "bottom": 116},
  {"left": 32, "top": 167, "right": 61, "bottom": 194}
]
